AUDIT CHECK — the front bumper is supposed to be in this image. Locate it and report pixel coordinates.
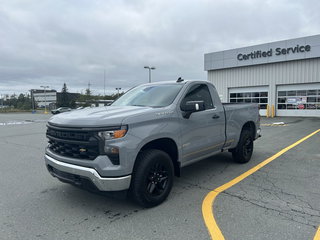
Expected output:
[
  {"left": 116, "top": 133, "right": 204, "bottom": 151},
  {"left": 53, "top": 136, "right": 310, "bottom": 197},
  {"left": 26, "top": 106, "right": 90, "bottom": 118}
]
[{"left": 45, "top": 154, "right": 131, "bottom": 191}]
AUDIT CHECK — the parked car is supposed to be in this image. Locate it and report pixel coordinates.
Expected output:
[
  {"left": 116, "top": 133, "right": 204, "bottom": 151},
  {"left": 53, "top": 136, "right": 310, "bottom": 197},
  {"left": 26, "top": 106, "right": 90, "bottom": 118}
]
[
  {"left": 51, "top": 107, "right": 72, "bottom": 114},
  {"left": 45, "top": 79, "right": 261, "bottom": 207}
]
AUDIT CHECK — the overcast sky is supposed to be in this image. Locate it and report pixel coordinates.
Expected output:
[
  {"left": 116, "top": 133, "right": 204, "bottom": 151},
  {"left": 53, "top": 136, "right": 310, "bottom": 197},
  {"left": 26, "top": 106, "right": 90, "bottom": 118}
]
[{"left": 0, "top": 0, "right": 319, "bottom": 96}]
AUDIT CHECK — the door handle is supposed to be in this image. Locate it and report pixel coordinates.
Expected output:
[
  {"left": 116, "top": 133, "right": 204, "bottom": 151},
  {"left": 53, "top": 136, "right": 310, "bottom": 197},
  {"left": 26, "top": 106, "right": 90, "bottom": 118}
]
[{"left": 212, "top": 114, "right": 220, "bottom": 119}]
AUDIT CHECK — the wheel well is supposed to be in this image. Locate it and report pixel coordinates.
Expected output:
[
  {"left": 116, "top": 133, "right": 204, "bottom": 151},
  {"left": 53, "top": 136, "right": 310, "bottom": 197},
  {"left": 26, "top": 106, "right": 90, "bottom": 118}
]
[
  {"left": 242, "top": 121, "right": 256, "bottom": 138},
  {"left": 140, "top": 138, "right": 180, "bottom": 177}
]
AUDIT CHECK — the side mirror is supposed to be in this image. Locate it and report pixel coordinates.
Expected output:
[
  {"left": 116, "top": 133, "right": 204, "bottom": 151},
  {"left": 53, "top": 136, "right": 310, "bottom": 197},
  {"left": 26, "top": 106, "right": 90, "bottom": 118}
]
[{"left": 181, "top": 101, "right": 205, "bottom": 118}]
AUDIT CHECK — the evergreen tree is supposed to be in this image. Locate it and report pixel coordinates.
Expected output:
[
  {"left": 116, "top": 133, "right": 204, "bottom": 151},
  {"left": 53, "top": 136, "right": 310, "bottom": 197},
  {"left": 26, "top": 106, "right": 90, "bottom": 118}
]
[
  {"left": 60, "top": 83, "right": 69, "bottom": 107},
  {"left": 85, "top": 88, "right": 91, "bottom": 96}
]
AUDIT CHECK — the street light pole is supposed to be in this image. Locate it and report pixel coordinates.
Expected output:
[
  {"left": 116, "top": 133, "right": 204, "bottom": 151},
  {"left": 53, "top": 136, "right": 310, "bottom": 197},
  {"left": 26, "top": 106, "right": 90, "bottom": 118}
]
[
  {"left": 115, "top": 88, "right": 121, "bottom": 98},
  {"left": 144, "top": 66, "right": 156, "bottom": 83},
  {"left": 40, "top": 85, "right": 49, "bottom": 114}
]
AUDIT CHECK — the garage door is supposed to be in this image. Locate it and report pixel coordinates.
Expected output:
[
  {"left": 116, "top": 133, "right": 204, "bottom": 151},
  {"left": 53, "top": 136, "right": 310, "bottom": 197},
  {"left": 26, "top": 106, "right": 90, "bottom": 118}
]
[
  {"left": 229, "top": 86, "right": 269, "bottom": 116},
  {"left": 277, "top": 83, "right": 320, "bottom": 117}
]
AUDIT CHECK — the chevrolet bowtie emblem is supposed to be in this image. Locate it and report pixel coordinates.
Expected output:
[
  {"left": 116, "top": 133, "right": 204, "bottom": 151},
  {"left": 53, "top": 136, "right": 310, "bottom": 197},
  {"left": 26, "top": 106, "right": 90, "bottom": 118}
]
[{"left": 79, "top": 148, "right": 87, "bottom": 152}]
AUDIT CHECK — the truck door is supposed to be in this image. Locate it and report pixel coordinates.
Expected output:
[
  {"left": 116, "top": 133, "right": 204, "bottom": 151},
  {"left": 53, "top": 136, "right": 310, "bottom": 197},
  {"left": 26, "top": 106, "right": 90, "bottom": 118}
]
[{"left": 179, "top": 83, "right": 225, "bottom": 164}]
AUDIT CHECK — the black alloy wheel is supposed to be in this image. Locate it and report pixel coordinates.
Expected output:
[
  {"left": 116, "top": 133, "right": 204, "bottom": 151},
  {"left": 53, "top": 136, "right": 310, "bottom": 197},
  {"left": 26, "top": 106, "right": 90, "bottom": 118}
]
[
  {"left": 232, "top": 129, "right": 254, "bottom": 163},
  {"left": 146, "top": 162, "right": 169, "bottom": 197},
  {"left": 130, "top": 149, "right": 174, "bottom": 208}
]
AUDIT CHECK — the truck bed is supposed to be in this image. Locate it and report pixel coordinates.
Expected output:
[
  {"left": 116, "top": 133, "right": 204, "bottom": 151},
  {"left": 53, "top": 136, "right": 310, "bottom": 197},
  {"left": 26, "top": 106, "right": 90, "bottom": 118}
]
[{"left": 222, "top": 103, "right": 260, "bottom": 149}]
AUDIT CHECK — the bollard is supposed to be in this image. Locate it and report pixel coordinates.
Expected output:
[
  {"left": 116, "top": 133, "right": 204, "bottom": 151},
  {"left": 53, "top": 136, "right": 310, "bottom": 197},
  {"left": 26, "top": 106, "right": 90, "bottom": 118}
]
[{"left": 271, "top": 105, "right": 275, "bottom": 118}]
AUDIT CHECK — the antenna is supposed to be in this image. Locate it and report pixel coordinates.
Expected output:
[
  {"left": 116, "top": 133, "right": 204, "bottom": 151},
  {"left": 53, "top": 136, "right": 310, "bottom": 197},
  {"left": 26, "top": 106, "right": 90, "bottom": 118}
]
[
  {"left": 177, "top": 77, "right": 184, "bottom": 83},
  {"left": 104, "top": 70, "right": 106, "bottom": 96}
]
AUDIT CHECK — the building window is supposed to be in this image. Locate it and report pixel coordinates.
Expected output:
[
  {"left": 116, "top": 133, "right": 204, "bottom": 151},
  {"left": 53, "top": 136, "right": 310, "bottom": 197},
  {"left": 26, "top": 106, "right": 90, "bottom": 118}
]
[
  {"left": 276, "top": 89, "right": 320, "bottom": 110},
  {"left": 229, "top": 91, "right": 268, "bottom": 109}
]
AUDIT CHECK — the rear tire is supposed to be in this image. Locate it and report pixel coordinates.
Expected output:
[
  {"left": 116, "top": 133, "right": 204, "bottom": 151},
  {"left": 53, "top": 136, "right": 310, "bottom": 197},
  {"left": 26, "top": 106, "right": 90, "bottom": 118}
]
[
  {"left": 232, "top": 129, "right": 253, "bottom": 163},
  {"left": 130, "top": 149, "right": 174, "bottom": 208}
]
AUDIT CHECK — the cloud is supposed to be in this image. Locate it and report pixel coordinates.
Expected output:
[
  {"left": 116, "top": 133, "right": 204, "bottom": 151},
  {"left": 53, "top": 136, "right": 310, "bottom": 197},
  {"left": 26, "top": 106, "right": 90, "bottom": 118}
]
[{"left": 0, "top": 0, "right": 319, "bottom": 95}]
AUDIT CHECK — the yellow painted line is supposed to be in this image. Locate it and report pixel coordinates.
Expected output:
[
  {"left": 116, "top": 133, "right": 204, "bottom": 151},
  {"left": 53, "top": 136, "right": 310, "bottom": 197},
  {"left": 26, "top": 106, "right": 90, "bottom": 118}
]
[
  {"left": 314, "top": 226, "right": 320, "bottom": 240},
  {"left": 202, "top": 129, "right": 320, "bottom": 240}
]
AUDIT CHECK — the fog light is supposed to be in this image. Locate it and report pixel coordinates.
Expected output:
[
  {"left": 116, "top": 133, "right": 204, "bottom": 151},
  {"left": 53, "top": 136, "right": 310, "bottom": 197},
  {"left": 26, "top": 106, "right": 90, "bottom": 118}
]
[
  {"left": 104, "top": 146, "right": 120, "bottom": 165},
  {"left": 104, "top": 146, "right": 119, "bottom": 154}
]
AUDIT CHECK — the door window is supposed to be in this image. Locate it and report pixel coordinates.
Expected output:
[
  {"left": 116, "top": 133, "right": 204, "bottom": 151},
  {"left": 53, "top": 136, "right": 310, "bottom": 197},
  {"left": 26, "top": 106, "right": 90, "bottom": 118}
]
[{"left": 181, "top": 84, "right": 214, "bottom": 110}]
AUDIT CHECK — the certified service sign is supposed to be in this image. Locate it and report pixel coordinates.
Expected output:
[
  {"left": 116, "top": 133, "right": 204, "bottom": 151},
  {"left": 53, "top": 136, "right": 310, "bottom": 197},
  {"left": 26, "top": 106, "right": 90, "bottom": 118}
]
[{"left": 237, "top": 45, "right": 311, "bottom": 61}]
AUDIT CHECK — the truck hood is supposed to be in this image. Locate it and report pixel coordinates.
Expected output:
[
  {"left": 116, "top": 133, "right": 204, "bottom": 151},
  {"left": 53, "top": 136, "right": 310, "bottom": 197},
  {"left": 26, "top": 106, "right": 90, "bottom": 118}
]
[{"left": 48, "top": 106, "right": 154, "bottom": 127}]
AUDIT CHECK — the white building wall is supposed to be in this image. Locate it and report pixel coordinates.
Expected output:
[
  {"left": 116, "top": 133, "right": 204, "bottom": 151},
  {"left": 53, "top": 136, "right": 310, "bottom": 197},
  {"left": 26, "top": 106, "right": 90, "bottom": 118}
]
[
  {"left": 33, "top": 92, "right": 57, "bottom": 107},
  {"left": 208, "top": 58, "right": 320, "bottom": 107}
]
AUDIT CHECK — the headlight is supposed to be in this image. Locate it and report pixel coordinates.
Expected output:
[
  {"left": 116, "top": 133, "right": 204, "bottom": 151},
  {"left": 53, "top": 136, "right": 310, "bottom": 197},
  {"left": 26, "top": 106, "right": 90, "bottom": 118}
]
[{"left": 98, "top": 126, "right": 127, "bottom": 140}]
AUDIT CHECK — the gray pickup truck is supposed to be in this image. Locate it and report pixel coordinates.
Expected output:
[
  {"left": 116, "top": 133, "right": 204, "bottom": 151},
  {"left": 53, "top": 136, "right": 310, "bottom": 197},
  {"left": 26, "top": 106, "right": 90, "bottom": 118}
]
[{"left": 45, "top": 79, "right": 261, "bottom": 207}]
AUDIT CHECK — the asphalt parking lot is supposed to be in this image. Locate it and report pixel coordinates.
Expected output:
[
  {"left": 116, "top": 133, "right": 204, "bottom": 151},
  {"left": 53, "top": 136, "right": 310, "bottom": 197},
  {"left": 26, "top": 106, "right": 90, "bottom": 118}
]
[{"left": 0, "top": 113, "right": 319, "bottom": 240}]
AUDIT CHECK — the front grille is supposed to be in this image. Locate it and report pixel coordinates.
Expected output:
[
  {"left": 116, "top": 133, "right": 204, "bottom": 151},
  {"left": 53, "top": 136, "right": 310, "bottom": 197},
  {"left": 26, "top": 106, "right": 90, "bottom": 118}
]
[
  {"left": 48, "top": 139, "right": 100, "bottom": 160},
  {"left": 46, "top": 125, "right": 102, "bottom": 160},
  {"left": 47, "top": 128, "right": 90, "bottom": 141}
]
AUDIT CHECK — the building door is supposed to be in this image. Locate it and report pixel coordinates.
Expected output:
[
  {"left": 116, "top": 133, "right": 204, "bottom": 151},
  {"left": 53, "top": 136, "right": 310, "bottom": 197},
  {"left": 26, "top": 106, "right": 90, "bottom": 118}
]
[
  {"left": 276, "top": 83, "right": 320, "bottom": 117},
  {"left": 228, "top": 86, "right": 269, "bottom": 116}
]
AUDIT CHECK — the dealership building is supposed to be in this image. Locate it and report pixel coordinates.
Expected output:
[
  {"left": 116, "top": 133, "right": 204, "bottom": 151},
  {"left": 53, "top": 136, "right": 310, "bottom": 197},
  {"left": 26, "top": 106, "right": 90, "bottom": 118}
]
[{"left": 204, "top": 34, "right": 320, "bottom": 117}]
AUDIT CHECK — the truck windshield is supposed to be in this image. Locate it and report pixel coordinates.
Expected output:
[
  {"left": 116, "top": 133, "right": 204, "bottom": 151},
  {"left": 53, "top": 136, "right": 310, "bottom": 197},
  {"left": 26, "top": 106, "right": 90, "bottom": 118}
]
[{"left": 112, "top": 84, "right": 183, "bottom": 107}]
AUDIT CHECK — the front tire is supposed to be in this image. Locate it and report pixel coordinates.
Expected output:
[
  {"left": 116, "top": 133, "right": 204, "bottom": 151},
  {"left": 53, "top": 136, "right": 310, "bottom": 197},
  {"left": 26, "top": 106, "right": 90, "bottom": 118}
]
[
  {"left": 130, "top": 149, "right": 174, "bottom": 208},
  {"left": 232, "top": 129, "right": 254, "bottom": 163}
]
